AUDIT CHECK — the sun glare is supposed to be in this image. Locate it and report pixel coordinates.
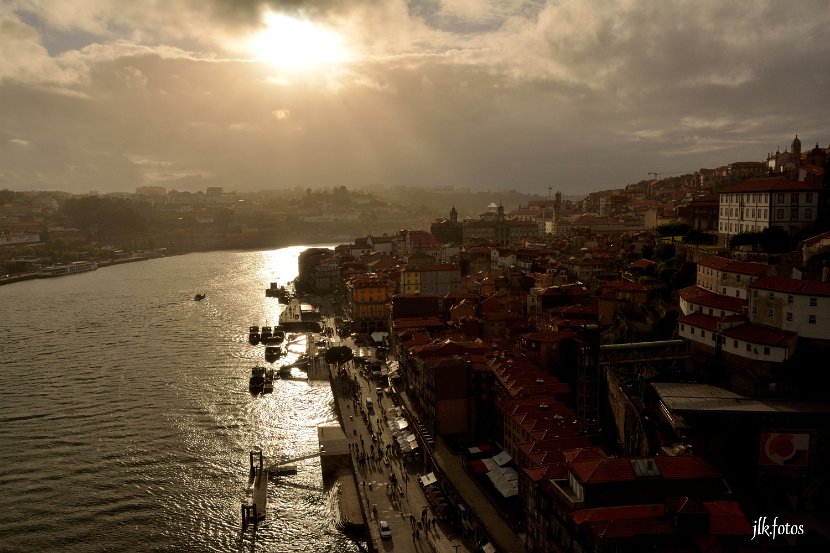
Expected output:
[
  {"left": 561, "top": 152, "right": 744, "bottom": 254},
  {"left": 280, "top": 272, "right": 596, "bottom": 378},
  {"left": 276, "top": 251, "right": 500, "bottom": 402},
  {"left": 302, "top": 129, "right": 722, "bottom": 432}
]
[{"left": 249, "top": 12, "right": 351, "bottom": 71}]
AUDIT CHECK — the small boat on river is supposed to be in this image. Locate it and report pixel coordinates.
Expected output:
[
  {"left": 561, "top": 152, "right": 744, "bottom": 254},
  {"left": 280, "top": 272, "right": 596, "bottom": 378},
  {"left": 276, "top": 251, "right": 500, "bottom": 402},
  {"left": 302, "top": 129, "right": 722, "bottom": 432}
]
[
  {"left": 265, "top": 345, "right": 281, "bottom": 363},
  {"left": 262, "top": 369, "right": 275, "bottom": 393},
  {"left": 248, "top": 326, "right": 260, "bottom": 345},
  {"left": 262, "top": 329, "right": 285, "bottom": 345},
  {"left": 249, "top": 365, "right": 267, "bottom": 393},
  {"left": 194, "top": 293, "right": 206, "bottom": 301}
]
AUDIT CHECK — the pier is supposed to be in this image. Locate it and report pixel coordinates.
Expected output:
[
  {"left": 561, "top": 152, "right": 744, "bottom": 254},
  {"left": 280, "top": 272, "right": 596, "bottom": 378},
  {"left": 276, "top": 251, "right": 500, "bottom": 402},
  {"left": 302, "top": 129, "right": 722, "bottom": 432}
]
[{"left": 241, "top": 450, "right": 268, "bottom": 530}]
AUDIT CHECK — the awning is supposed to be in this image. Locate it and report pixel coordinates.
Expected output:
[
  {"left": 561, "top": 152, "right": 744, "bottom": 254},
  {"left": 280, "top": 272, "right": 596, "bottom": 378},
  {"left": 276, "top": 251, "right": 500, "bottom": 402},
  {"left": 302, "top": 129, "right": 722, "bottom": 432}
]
[
  {"left": 486, "top": 467, "right": 519, "bottom": 498},
  {"left": 419, "top": 472, "right": 438, "bottom": 487},
  {"left": 466, "top": 443, "right": 493, "bottom": 456},
  {"left": 492, "top": 451, "right": 512, "bottom": 466},
  {"left": 482, "top": 458, "right": 500, "bottom": 472}
]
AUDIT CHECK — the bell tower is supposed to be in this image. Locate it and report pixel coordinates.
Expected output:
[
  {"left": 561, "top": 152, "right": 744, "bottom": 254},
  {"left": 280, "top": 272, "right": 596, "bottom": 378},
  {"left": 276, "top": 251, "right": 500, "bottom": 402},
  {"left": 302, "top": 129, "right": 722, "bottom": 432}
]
[{"left": 791, "top": 134, "right": 802, "bottom": 164}]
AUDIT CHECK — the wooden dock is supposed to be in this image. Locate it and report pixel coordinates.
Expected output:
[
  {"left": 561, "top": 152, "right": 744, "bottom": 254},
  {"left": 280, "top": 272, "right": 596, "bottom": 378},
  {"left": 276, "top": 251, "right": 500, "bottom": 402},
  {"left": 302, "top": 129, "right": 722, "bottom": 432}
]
[{"left": 241, "top": 451, "right": 268, "bottom": 530}]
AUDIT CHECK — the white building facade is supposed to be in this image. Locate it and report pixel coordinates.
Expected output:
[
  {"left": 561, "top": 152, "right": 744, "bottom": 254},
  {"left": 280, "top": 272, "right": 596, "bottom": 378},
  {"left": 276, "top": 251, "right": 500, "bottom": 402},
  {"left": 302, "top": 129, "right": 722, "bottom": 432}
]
[{"left": 718, "top": 177, "right": 819, "bottom": 246}]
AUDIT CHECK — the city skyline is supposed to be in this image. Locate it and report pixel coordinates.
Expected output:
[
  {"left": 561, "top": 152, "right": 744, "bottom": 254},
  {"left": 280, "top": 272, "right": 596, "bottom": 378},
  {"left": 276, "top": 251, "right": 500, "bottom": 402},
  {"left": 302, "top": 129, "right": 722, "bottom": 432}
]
[{"left": 2, "top": 0, "right": 829, "bottom": 195}]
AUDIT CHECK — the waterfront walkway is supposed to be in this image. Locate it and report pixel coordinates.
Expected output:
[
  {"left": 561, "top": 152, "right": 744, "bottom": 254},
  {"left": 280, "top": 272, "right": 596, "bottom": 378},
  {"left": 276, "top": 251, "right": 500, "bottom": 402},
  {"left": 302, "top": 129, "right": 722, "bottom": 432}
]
[
  {"left": 397, "top": 391, "right": 529, "bottom": 553},
  {"left": 324, "top": 334, "right": 469, "bottom": 553}
]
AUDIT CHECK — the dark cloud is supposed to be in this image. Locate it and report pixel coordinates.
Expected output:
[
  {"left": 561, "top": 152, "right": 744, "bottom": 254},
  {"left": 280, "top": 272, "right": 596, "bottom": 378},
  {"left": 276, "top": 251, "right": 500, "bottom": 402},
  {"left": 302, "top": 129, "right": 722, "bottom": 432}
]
[{"left": 1, "top": 1, "right": 829, "bottom": 195}]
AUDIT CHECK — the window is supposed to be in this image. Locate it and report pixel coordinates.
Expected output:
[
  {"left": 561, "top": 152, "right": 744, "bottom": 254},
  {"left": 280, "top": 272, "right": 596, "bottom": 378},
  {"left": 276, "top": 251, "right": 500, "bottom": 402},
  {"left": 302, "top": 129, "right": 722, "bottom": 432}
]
[
  {"left": 691, "top": 327, "right": 695, "bottom": 335},
  {"left": 806, "top": 208, "right": 813, "bottom": 219},
  {"left": 791, "top": 193, "right": 798, "bottom": 204},
  {"left": 787, "top": 295, "right": 793, "bottom": 304},
  {"left": 806, "top": 192, "right": 813, "bottom": 203},
  {"left": 734, "top": 340, "right": 739, "bottom": 348},
  {"left": 777, "top": 209, "right": 784, "bottom": 219},
  {"left": 768, "top": 308, "right": 773, "bottom": 317},
  {"left": 701, "top": 330, "right": 706, "bottom": 338},
  {"left": 764, "top": 347, "right": 770, "bottom": 355},
  {"left": 810, "top": 297, "right": 817, "bottom": 307},
  {"left": 809, "top": 314, "right": 816, "bottom": 324},
  {"left": 791, "top": 208, "right": 799, "bottom": 220},
  {"left": 746, "top": 343, "right": 751, "bottom": 352},
  {"left": 737, "top": 274, "right": 742, "bottom": 282},
  {"left": 753, "top": 290, "right": 758, "bottom": 298},
  {"left": 736, "top": 289, "right": 740, "bottom": 297},
  {"left": 680, "top": 324, "right": 685, "bottom": 331},
  {"left": 778, "top": 193, "right": 784, "bottom": 203},
  {"left": 786, "top": 312, "right": 793, "bottom": 322}
]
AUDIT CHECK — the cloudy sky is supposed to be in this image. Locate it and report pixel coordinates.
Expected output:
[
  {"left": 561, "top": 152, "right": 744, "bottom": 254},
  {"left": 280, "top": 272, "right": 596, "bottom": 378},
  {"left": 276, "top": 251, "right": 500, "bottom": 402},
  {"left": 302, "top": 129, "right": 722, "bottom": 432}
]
[{"left": 2, "top": 0, "right": 829, "bottom": 196}]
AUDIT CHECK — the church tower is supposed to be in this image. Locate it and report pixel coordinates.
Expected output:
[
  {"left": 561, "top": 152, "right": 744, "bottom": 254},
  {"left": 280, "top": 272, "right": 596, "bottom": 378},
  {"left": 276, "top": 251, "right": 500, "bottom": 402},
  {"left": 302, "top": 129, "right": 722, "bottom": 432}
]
[
  {"left": 792, "top": 134, "right": 802, "bottom": 165},
  {"left": 450, "top": 206, "right": 457, "bottom": 223}
]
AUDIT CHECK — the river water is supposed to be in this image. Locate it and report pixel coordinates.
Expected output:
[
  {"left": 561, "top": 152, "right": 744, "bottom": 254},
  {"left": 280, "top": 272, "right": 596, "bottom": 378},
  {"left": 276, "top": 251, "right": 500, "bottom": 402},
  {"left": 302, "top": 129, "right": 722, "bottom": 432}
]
[{"left": 0, "top": 247, "right": 359, "bottom": 553}]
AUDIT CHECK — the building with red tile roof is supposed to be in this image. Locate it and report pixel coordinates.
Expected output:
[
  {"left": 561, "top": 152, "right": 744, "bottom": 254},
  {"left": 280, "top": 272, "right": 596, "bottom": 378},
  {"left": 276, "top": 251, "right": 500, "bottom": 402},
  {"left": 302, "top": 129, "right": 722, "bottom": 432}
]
[
  {"left": 679, "top": 285, "right": 745, "bottom": 317},
  {"left": 695, "top": 255, "right": 773, "bottom": 300},
  {"left": 718, "top": 176, "right": 819, "bottom": 245},
  {"left": 749, "top": 277, "right": 830, "bottom": 341}
]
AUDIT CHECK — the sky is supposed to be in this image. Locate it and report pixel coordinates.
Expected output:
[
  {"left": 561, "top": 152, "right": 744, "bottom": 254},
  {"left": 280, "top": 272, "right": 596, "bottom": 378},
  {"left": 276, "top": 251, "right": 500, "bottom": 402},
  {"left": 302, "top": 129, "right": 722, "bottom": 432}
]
[{"left": 1, "top": 0, "right": 829, "bottom": 196}]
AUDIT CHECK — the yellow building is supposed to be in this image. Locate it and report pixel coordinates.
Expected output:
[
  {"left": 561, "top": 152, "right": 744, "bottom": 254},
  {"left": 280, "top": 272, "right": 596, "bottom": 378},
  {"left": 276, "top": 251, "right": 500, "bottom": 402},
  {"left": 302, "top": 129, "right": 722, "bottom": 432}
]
[{"left": 347, "top": 274, "right": 389, "bottom": 332}]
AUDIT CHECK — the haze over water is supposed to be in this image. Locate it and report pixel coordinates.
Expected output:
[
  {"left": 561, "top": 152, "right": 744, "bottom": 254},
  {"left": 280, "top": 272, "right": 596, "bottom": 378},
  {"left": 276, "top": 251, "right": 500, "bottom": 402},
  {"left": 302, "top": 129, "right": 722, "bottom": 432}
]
[{"left": 0, "top": 246, "right": 357, "bottom": 552}]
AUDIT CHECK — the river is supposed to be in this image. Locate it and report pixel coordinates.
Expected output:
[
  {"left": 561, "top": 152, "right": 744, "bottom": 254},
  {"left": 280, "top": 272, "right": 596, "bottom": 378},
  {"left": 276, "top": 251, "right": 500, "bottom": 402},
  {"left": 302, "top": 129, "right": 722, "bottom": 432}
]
[{"left": 0, "top": 247, "right": 359, "bottom": 553}]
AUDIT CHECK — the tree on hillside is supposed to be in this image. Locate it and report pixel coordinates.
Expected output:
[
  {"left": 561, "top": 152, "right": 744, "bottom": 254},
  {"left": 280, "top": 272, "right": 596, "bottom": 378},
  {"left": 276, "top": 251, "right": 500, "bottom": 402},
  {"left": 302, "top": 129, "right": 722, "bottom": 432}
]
[
  {"left": 59, "top": 196, "right": 149, "bottom": 239},
  {"left": 656, "top": 222, "right": 691, "bottom": 237},
  {"left": 730, "top": 227, "right": 795, "bottom": 253}
]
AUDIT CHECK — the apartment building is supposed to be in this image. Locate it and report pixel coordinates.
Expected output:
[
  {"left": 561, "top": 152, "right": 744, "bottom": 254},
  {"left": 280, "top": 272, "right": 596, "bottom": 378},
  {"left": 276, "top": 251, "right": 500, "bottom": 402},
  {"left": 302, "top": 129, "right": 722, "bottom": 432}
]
[{"left": 718, "top": 177, "right": 819, "bottom": 245}]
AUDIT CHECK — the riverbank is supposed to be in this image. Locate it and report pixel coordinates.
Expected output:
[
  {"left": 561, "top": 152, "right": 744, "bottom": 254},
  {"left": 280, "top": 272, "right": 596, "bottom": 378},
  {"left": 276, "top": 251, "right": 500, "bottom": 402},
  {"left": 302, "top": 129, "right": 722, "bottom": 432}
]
[{"left": 0, "top": 254, "right": 153, "bottom": 286}]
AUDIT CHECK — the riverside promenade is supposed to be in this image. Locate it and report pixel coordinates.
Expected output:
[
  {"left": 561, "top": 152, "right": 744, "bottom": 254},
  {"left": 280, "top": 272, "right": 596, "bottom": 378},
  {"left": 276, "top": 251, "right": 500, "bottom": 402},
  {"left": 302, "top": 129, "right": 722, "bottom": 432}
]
[
  {"left": 323, "top": 332, "right": 470, "bottom": 553},
  {"left": 320, "top": 322, "right": 528, "bottom": 552}
]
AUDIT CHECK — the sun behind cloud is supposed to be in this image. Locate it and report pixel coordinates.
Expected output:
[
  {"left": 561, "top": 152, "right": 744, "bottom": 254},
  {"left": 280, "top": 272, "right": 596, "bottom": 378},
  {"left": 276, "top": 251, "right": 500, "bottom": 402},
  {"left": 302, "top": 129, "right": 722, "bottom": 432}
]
[{"left": 247, "top": 12, "right": 353, "bottom": 71}]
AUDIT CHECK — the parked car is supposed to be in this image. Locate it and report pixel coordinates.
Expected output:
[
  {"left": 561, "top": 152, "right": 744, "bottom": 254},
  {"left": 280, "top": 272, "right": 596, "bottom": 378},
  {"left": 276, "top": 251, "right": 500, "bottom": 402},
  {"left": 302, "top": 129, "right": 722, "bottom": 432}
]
[{"left": 378, "top": 520, "right": 392, "bottom": 539}]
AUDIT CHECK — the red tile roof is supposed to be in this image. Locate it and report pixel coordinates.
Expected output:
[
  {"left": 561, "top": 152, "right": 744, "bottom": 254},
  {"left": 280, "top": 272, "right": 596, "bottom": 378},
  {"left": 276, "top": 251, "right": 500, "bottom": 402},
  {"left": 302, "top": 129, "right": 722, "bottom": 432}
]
[
  {"left": 679, "top": 286, "right": 745, "bottom": 312},
  {"left": 572, "top": 504, "right": 674, "bottom": 539},
  {"left": 602, "top": 279, "right": 650, "bottom": 293},
  {"left": 697, "top": 255, "right": 731, "bottom": 270},
  {"left": 563, "top": 447, "right": 607, "bottom": 464},
  {"left": 721, "top": 323, "right": 798, "bottom": 348},
  {"left": 750, "top": 276, "right": 830, "bottom": 297},
  {"left": 722, "top": 176, "right": 817, "bottom": 193},
  {"left": 704, "top": 500, "right": 753, "bottom": 536},
  {"left": 570, "top": 456, "right": 720, "bottom": 484},
  {"left": 391, "top": 316, "right": 445, "bottom": 330},
  {"left": 697, "top": 255, "right": 771, "bottom": 276},
  {"left": 628, "top": 258, "right": 656, "bottom": 270},
  {"left": 678, "top": 312, "right": 745, "bottom": 332}
]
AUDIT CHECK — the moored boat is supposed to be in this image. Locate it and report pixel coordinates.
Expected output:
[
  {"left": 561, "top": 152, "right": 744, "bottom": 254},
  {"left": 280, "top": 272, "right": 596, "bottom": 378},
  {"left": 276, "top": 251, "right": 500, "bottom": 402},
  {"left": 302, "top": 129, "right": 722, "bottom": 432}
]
[
  {"left": 262, "top": 329, "right": 284, "bottom": 345},
  {"left": 249, "top": 365, "right": 267, "bottom": 393},
  {"left": 194, "top": 293, "right": 206, "bottom": 301},
  {"left": 248, "top": 325, "right": 260, "bottom": 345},
  {"left": 265, "top": 345, "right": 281, "bottom": 362},
  {"left": 262, "top": 369, "right": 275, "bottom": 393},
  {"left": 38, "top": 260, "right": 98, "bottom": 278}
]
